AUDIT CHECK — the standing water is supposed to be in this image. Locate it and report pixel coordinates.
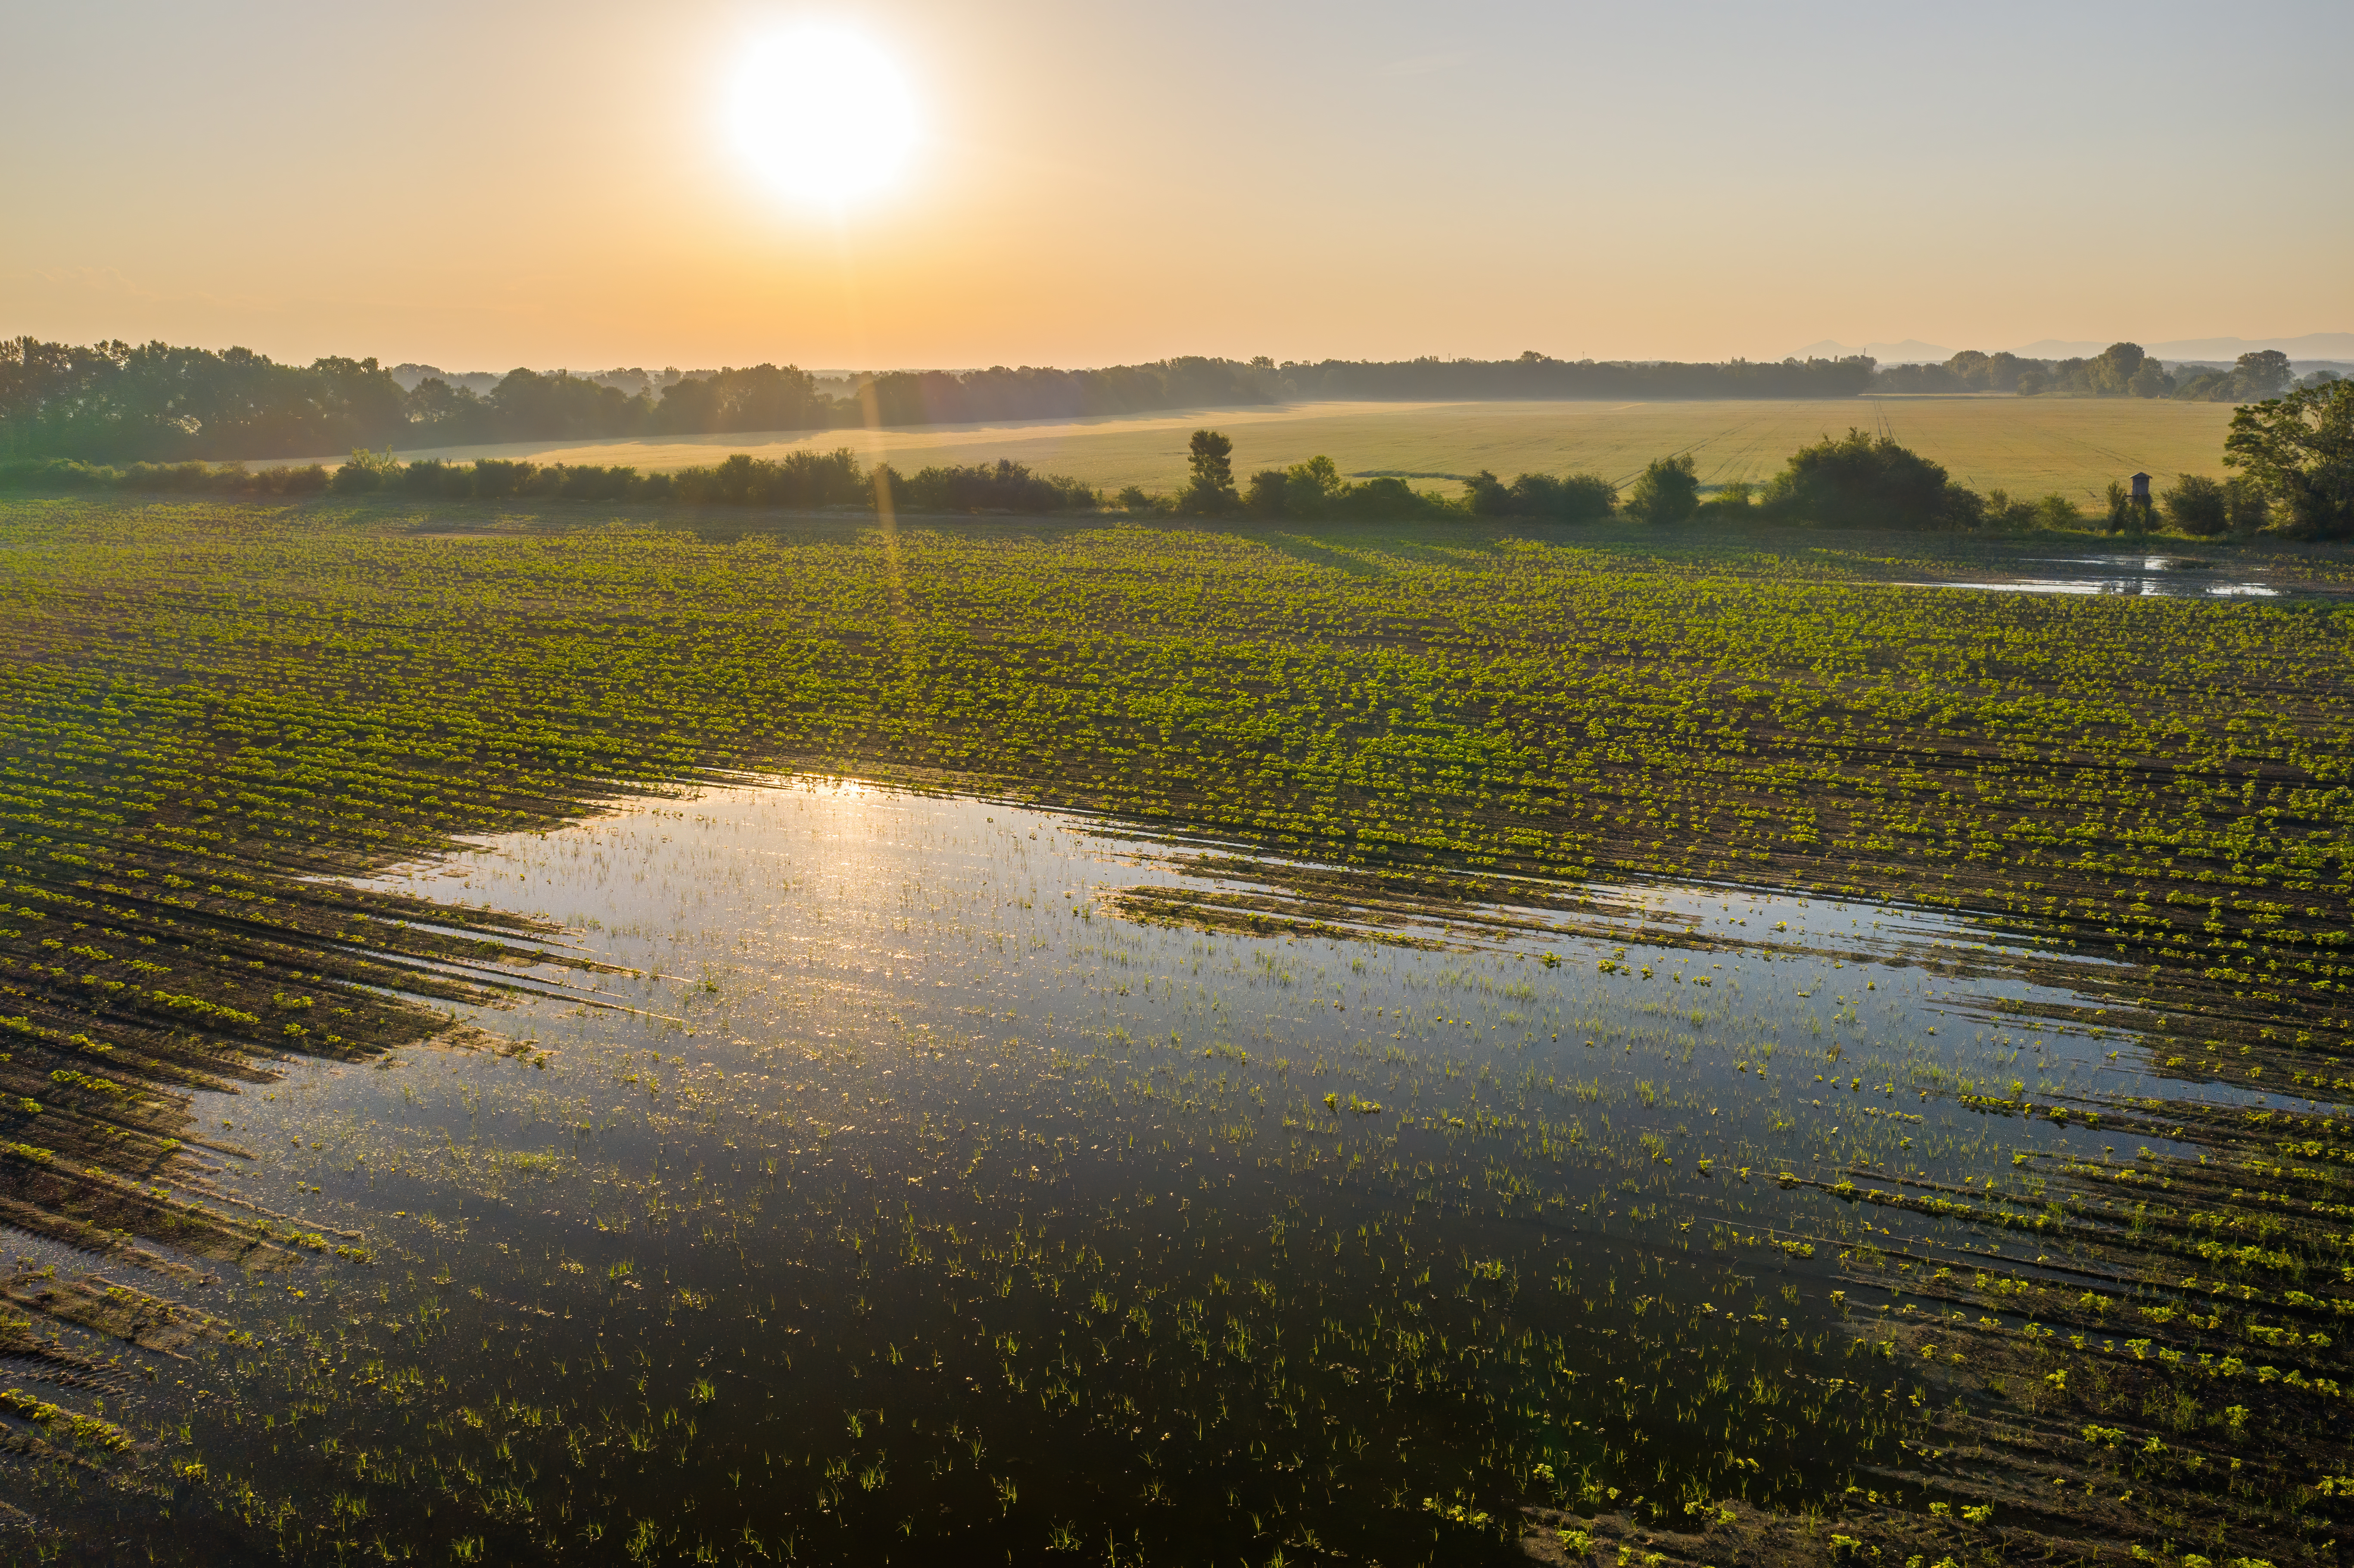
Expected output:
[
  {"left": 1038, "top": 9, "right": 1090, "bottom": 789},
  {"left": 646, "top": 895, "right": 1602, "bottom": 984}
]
[{"left": 31, "top": 778, "right": 2237, "bottom": 1562}]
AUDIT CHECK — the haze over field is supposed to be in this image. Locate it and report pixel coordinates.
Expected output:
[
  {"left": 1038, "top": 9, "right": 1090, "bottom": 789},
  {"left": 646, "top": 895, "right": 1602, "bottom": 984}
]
[
  {"left": 7, "top": 0, "right": 2349, "bottom": 370},
  {"left": 262, "top": 395, "right": 2242, "bottom": 507}
]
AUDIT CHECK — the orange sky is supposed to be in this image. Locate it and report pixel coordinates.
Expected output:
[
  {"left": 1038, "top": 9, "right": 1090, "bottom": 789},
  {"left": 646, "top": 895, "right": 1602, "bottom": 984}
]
[{"left": 7, "top": 0, "right": 2350, "bottom": 370}]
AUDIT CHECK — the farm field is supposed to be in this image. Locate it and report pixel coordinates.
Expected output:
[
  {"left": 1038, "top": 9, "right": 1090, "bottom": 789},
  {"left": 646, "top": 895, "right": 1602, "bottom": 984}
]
[
  {"left": 257, "top": 395, "right": 2242, "bottom": 508},
  {"left": 0, "top": 495, "right": 2350, "bottom": 1562}
]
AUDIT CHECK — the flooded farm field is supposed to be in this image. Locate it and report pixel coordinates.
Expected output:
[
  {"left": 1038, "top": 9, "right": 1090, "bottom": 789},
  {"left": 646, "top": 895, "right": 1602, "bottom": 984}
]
[
  {"left": 20, "top": 776, "right": 2332, "bottom": 1565},
  {"left": 1891, "top": 551, "right": 2354, "bottom": 600}
]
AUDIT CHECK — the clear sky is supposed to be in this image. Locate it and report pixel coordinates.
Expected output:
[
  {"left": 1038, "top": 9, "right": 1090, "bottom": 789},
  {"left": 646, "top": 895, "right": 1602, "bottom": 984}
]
[{"left": 6, "top": 0, "right": 2348, "bottom": 370}]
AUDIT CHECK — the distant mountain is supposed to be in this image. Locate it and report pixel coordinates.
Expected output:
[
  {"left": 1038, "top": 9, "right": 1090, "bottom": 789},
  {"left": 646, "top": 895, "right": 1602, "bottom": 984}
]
[{"left": 1791, "top": 339, "right": 1952, "bottom": 364}]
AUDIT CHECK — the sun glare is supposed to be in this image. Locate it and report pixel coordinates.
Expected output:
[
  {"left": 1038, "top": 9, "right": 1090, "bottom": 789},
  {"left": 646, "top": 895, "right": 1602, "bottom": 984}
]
[{"left": 728, "top": 25, "right": 918, "bottom": 211}]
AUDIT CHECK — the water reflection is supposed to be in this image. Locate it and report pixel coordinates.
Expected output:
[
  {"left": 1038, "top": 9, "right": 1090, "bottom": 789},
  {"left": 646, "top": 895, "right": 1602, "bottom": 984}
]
[
  {"left": 46, "top": 778, "right": 2211, "bottom": 1561},
  {"left": 1896, "top": 555, "right": 2280, "bottom": 597}
]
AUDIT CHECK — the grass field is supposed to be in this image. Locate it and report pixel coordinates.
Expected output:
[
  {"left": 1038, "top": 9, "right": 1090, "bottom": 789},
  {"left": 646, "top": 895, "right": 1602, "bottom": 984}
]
[
  {"left": 3, "top": 495, "right": 2348, "bottom": 1560},
  {"left": 267, "top": 395, "right": 2241, "bottom": 507}
]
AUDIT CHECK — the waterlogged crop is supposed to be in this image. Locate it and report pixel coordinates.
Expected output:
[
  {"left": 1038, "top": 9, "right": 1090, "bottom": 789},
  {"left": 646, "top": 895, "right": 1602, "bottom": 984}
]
[{"left": 0, "top": 495, "right": 2346, "bottom": 1562}]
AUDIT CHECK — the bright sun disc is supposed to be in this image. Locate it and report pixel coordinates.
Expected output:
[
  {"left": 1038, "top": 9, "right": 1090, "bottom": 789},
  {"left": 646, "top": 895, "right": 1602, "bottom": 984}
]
[{"left": 728, "top": 26, "right": 917, "bottom": 209}]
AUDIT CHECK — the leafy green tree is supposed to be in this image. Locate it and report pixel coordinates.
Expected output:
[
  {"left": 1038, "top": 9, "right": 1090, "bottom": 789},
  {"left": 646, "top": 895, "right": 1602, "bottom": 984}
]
[
  {"left": 1508, "top": 472, "right": 1617, "bottom": 522},
  {"left": 2173, "top": 351, "right": 2295, "bottom": 404},
  {"left": 2223, "top": 379, "right": 2354, "bottom": 537},
  {"left": 488, "top": 369, "right": 652, "bottom": 442},
  {"left": 1981, "top": 488, "right": 2034, "bottom": 530},
  {"left": 2033, "top": 493, "right": 2083, "bottom": 529},
  {"left": 2160, "top": 473, "right": 2229, "bottom": 536},
  {"left": 1463, "top": 470, "right": 1510, "bottom": 516},
  {"left": 405, "top": 377, "right": 489, "bottom": 440},
  {"left": 2161, "top": 474, "right": 2229, "bottom": 535},
  {"left": 2235, "top": 350, "right": 2292, "bottom": 398},
  {"left": 2089, "top": 342, "right": 2147, "bottom": 395},
  {"left": 654, "top": 364, "right": 826, "bottom": 435},
  {"left": 1696, "top": 478, "right": 1754, "bottom": 518},
  {"left": 1761, "top": 430, "right": 1962, "bottom": 528},
  {"left": 897, "top": 458, "right": 1096, "bottom": 513},
  {"left": 2224, "top": 475, "right": 2270, "bottom": 533},
  {"left": 1283, "top": 456, "right": 1342, "bottom": 518},
  {"left": 1181, "top": 429, "right": 1240, "bottom": 514},
  {"left": 1625, "top": 454, "right": 1699, "bottom": 524},
  {"left": 330, "top": 447, "right": 402, "bottom": 493},
  {"left": 1328, "top": 475, "right": 1448, "bottom": 520},
  {"left": 1243, "top": 470, "right": 1291, "bottom": 517}
]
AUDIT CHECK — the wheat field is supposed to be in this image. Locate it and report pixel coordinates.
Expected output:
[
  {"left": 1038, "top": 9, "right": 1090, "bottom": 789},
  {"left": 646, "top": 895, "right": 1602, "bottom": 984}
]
[{"left": 291, "top": 395, "right": 2239, "bottom": 504}]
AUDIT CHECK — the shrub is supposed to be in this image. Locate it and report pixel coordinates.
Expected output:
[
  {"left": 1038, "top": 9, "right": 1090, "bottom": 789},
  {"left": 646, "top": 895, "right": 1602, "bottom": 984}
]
[
  {"left": 1982, "top": 488, "right": 2035, "bottom": 530},
  {"left": 1329, "top": 475, "right": 1451, "bottom": 520},
  {"left": 1507, "top": 471, "right": 1619, "bottom": 523},
  {"left": 1626, "top": 454, "right": 1700, "bottom": 524},
  {"left": 1763, "top": 429, "right": 1968, "bottom": 528},
  {"left": 470, "top": 458, "right": 536, "bottom": 498},
  {"left": 1695, "top": 479, "right": 1753, "bottom": 520},
  {"left": 330, "top": 448, "right": 402, "bottom": 494},
  {"left": 669, "top": 448, "right": 867, "bottom": 507},
  {"left": 896, "top": 459, "right": 1095, "bottom": 513},
  {"left": 2033, "top": 493, "right": 2083, "bottom": 529},
  {"left": 2224, "top": 475, "right": 2270, "bottom": 534},
  {"left": 2162, "top": 473, "right": 2229, "bottom": 537}
]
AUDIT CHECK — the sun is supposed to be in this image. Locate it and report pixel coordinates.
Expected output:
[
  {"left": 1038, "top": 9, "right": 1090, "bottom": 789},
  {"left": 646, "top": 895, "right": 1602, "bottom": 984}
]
[{"left": 727, "top": 25, "right": 919, "bottom": 211}]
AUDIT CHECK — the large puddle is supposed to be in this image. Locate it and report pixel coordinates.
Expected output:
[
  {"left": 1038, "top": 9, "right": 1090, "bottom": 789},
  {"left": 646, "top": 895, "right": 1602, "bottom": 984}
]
[
  {"left": 1896, "top": 554, "right": 2283, "bottom": 597},
  {"left": 30, "top": 778, "right": 2254, "bottom": 1561}
]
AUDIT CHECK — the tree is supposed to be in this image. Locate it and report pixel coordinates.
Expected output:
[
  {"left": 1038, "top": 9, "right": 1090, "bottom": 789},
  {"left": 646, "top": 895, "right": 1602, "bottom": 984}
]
[
  {"left": 2161, "top": 473, "right": 2229, "bottom": 537},
  {"left": 1625, "top": 454, "right": 1699, "bottom": 524},
  {"left": 895, "top": 458, "right": 1096, "bottom": 513},
  {"left": 1946, "top": 349, "right": 1992, "bottom": 388},
  {"left": 1508, "top": 471, "right": 1617, "bottom": 523},
  {"left": 2235, "top": 350, "right": 2292, "bottom": 399},
  {"left": 2224, "top": 475, "right": 2270, "bottom": 533},
  {"left": 1243, "top": 470, "right": 1288, "bottom": 516},
  {"left": 405, "top": 376, "right": 491, "bottom": 442},
  {"left": 330, "top": 447, "right": 402, "bottom": 494},
  {"left": 1761, "top": 429, "right": 1962, "bottom": 528},
  {"left": 1182, "top": 429, "right": 1240, "bottom": 514},
  {"left": 1981, "top": 488, "right": 2080, "bottom": 531},
  {"left": 1283, "top": 456, "right": 1342, "bottom": 518},
  {"left": 1463, "top": 470, "right": 1510, "bottom": 516},
  {"left": 655, "top": 364, "right": 826, "bottom": 434},
  {"left": 2089, "top": 342, "right": 2147, "bottom": 395},
  {"left": 2223, "top": 379, "right": 2354, "bottom": 538}
]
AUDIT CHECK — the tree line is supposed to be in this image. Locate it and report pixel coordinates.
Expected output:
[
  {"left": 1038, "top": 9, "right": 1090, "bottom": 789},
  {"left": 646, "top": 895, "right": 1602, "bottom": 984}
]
[
  {"left": 0, "top": 339, "right": 1930, "bottom": 467},
  {"left": 8, "top": 379, "right": 2344, "bottom": 538},
  {"left": 14, "top": 334, "right": 2343, "bottom": 467},
  {"left": 0, "top": 339, "right": 1285, "bottom": 464},
  {"left": 0, "top": 448, "right": 1094, "bottom": 513},
  {"left": 1274, "top": 353, "right": 1877, "bottom": 401},
  {"left": 1871, "top": 342, "right": 2344, "bottom": 402}
]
